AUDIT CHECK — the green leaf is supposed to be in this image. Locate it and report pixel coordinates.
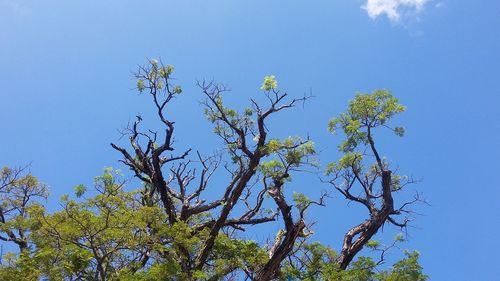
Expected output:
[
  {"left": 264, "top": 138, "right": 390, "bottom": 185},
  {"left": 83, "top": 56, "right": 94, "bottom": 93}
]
[
  {"left": 367, "top": 240, "right": 380, "bottom": 249},
  {"left": 74, "top": 184, "right": 86, "bottom": 198},
  {"left": 394, "top": 126, "right": 405, "bottom": 137},
  {"left": 137, "top": 79, "right": 145, "bottom": 92},
  {"left": 394, "top": 233, "right": 405, "bottom": 242},
  {"left": 260, "top": 75, "right": 278, "bottom": 91}
]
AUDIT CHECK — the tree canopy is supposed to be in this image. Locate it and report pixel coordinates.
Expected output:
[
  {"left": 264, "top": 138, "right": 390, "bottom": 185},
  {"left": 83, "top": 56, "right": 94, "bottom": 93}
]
[{"left": 0, "top": 60, "right": 426, "bottom": 281}]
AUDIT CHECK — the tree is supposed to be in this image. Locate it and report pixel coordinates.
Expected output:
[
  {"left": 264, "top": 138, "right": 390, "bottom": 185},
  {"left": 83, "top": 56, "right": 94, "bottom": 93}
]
[
  {"left": 326, "top": 90, "right": 422, "bottom": 270},
  {"left": 0, "top": 60, "right": 426, "bottom": 280},
  {"left": 0, "top": 166, "right": 48, "bottom": 251},
  {"left": 30, "top": 168, "right": 165, "bottom": 280}
]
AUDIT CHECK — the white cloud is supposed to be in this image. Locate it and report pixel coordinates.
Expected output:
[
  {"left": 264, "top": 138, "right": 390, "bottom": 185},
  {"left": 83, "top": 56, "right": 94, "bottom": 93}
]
[{"left": 362, "top": 0, "right": 428, "bottom": 22}]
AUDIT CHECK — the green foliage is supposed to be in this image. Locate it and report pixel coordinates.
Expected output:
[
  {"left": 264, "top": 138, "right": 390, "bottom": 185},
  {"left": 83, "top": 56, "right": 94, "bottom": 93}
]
[
  {"left": 394, "top": 233, "right": 405, "bottom": 242},
  {"left": 0, "top": 68, "right": 426, "bottom": 280},
  {"left": 394, "top": 126, "right": 405, "bottom": 137},
  {"left": 292, "top": 192, "right": 312, "bottom": 213},
  {"left": 261, "top": 75, "right": 278, "bottom": 91},
  {"left": 73, "top": 184, "right": 86, "bottom": 197},
  {"left": 0, "top": 252, "right": 40, "bottom": 281},
  {"left": 173, "top": 85, "right": 182, "bottom": 94},
  {"left": 260, "top": 159, "right": 286, "bottom": 178},
  {"left": 379, "top": 251, "right": 427, "bottom": 281},
  {"left": 0, "top": 166, "right": 48, "bottom": 253},
  {"left": 325, "top": 152, "right": 363, "bottom": 175},
  {"left": 211, "top": 234, "right": 268, "bottom": 277},
  {"left": 328, "top": 90, "right": 405, "bottom": 153},
  {"left": 137, "top": 79, "right": 145, "bottom": 92},
  {"left": 257, "top": 137, "right": 317, "bottom": 200},
  {"left": 26, "top": 168, "right": 168, "bottom": 280},
  {"left": 366, "top": 240, "right": 380, "bottom": 249},
  {"left": 0, "top": 165, "right": 425, "bottom": 280},
  {"left": 280, "top": 242, "right": 338, "bottom": 281},
  {"left": 158, "top": 64, "right": 174, "bottom": 78},
  {"left": 325, "top": 89, "right": 412, "bottom": 217},
  {"left": 204, "top": 95, "right": 255, "bottom": 148},
  {"left": 281, "top": 243, "right": 427, "bottom": 281},
  {"left": 136, "top": 59, "right": 180, "bottom": 97}
]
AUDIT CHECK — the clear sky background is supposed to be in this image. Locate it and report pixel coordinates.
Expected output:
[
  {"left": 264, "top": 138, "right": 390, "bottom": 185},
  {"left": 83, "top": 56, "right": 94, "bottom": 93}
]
[{"left": 1, "top": 1, "right": 499, "bottom": 280}]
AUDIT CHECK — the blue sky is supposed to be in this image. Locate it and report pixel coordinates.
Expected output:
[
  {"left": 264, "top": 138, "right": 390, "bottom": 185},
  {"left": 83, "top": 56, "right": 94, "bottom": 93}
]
[{"left": 1, "top": 1, "right": 499, "bottom": 280}]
